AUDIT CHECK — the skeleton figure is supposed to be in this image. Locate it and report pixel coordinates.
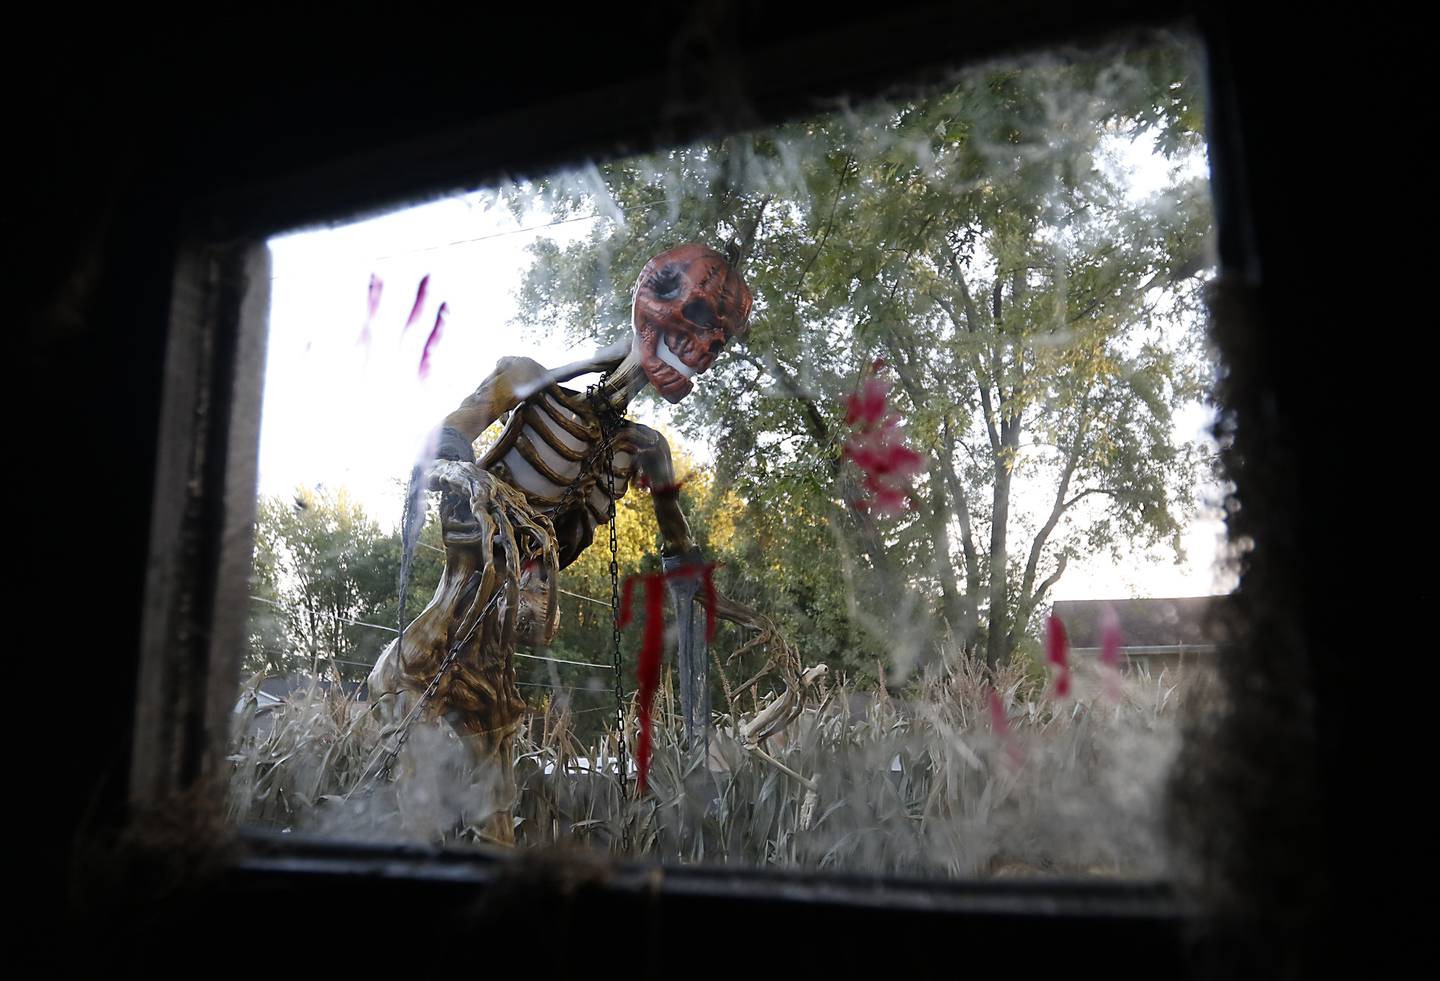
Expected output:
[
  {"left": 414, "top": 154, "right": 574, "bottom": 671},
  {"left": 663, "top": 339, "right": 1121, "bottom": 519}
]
[{"left": 368, "top": 244, "right": 792, "bottom": 841}]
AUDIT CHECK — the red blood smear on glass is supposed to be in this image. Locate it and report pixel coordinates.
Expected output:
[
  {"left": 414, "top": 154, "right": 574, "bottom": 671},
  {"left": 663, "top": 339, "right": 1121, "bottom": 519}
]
[
  {"left": 842, "top": 364, "right": 924, "bottom": 514},
  {"left": 418, "top": 302, "right": 447, "bottom": 380},
  {"left": 367, "top": 274, "right": 384, "bottom": 320},
  {"left": 1100, "top": 605, "right": 1122, "bottom": 670},
  {"left": 988, "top": 687, "right": 1009, "bottom": 735},
  {"left": 867, "top": 485, "right": 909, "bottom": 516},
  {"left": 633, "top": 575, "right": 666, "bottom": 794},
  {"left": 1047, "top": 613, "right": 1071, "bottom": 698},
  {"left": 621, "top": 562, "right": 720, "bottom": 793},
  {"left": 359, "top": 274, "right": 383, "bottom": 348},
  {"left": 701, "top": 565, "right": 717, "bottom": 643},
  {"left": 662, "top": 561, "right": 718, "bottom": 644},
  {"left": 617, "top": 576, "right": 637, "bottom": 629},
  {"left": 845, "top": 376, "right": 890, "bottom": 427},
  {"left": 404, "top": 274, "right": 430, "bottom": 334},
  {"left": 847, "top": 438, "right": 922, "bottom": 515}
]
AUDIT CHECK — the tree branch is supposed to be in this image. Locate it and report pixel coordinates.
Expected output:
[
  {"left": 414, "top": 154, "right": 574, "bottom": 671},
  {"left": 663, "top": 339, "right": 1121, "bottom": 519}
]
[
  {"left": 1029, "top": 555, "right": 1068, "bottom": 617},
  {"left": 1020, "top": 394, "right": 1092, "bottom": 604},
  {"left": 791, "top": 153, "right": 853, "bottom": 305},
  {"left": 730, "top": 195, "right": 772, "bottom": 270},
  {"left": 943, "top": 411, "right": 981, "bottom": 596},
  {"left": 1062, "top": 486, "right": 1120, "bottom": 510},
  {"left": 730, "top": 349, "right": 833, "bottom": 458},
  {"left": 938, "top": 264, "right": 1001, "bottom": 454}
]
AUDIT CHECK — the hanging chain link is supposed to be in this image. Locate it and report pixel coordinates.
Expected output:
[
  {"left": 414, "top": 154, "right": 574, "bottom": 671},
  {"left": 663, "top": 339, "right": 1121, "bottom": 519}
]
[
  {"left": 540, "top": 383, "right": 619, "bottom": 521},
  {"left": 370, "top": 589, "right": 501, "bottom": 785},
  {"left": 375, "top": 381, "right": 631, "bottom": 826},
  {"left": 540, "top": 381, "right": 629, "bottom": 801},
  {"left": 593, "top": 390, "right": 630, "bottom": 803}
]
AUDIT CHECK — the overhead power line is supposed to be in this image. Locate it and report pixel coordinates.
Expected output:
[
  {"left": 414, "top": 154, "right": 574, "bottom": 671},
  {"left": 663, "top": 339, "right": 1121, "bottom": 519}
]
[{"left": 249, "top": 595, "right": 614, "bottom": 672}]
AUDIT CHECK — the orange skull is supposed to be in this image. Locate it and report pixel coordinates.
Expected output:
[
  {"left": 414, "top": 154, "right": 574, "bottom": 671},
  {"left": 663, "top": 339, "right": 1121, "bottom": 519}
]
[{"left": 631, "top": 244, "right": 753, "bottom": 403}]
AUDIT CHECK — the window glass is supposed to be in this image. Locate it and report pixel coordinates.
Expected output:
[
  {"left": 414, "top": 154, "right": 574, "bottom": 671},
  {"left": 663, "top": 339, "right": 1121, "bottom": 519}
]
[{"left": 233, "top": 31, "right": 1229, "bottom": 878}]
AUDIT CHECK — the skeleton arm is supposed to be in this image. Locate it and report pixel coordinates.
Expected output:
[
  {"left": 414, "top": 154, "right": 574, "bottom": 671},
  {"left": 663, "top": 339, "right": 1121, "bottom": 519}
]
[
  {"left": 634, "top": 428, "right": 821, "bottom": 746},
  {"left": 632, "top": 426, "right": 777, "bottom": 633},
  {"left": 438, "top": 356, "right": 552, "bottom": 451},
  {"left": 631, "top": 425, "right": 695, "bottom": 557}
]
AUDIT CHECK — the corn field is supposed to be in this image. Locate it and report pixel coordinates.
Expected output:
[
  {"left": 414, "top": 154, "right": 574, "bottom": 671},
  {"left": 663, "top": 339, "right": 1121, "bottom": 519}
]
[{"left": 227, "top": 653, "right": 1210, "bottom": 878}]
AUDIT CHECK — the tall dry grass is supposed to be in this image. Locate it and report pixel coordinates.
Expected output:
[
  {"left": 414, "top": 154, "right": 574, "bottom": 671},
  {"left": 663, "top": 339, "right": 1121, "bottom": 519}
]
[{"left": 227, "top": 654, "right": 1208, "bottom": 877}]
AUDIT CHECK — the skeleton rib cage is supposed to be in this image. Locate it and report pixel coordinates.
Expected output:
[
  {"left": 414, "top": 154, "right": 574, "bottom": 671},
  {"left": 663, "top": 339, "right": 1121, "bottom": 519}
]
[{"left": 478, "top": 379, "right": 655, "bottom": 569}]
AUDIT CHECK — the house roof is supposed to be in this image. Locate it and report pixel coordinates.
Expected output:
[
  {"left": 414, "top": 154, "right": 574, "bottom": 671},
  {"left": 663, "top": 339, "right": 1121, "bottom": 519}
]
[{"left": 1050, "top": 596, "right": 1221, "bottom": 650}]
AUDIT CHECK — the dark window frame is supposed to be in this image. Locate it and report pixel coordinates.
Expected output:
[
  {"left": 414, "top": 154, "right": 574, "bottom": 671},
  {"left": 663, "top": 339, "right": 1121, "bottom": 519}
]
[{"left": 53, "top": 2, "right": 1331, "bottom": 972}]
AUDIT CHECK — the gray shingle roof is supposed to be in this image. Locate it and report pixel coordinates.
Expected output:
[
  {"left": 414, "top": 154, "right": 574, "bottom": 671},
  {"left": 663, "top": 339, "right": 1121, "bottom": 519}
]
[{"left": 1050, "top": 596, "right": 1220, "bottom": 649}]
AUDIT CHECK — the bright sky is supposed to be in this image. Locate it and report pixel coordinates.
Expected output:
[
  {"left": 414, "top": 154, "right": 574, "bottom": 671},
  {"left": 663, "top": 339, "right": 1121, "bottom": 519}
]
[
  {"left": 263, "top": 191, "right": 626, "bottom": 521},
  {"left": 259, "top": 134, "right": 1234, "bottom": 603}
]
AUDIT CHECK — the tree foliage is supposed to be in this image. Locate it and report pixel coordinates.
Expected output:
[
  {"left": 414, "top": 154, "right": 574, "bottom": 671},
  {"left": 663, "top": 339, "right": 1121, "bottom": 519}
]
[
  {"left": 245, "top": 487, "right": 444, "bottom": 683},
  {"left": 507, "top": 38, "right": 1213, "bottom": 676}
]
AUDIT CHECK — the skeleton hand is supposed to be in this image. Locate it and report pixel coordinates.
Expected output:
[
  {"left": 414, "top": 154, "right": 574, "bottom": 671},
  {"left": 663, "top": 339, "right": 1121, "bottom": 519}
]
[
  {"left": 426, "top": 458, "right": 490, "bottom": 500},
  {"left": 662, "top": 546, "right": 806, "bottom": 696},
  {"left": 741, "top": 663, "right": 830, "bottom": 745},
  {"left": 425, "top": 460, "right": 559, "bottom": 651},
  {"left": 711, "top": 591, "right": 794, "bottom": 677}
]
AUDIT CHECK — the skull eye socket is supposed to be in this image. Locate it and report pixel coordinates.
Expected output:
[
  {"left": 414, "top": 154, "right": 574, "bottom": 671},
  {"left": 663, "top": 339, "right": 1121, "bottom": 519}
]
[{"left": 650, "top": 266, "right": 683, "bottom": 301}]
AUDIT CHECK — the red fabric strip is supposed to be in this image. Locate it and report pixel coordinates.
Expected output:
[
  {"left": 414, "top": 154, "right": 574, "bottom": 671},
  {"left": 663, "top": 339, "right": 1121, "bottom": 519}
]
[{"left": 635, "top": 575, "right": 666, "bottom": 794}]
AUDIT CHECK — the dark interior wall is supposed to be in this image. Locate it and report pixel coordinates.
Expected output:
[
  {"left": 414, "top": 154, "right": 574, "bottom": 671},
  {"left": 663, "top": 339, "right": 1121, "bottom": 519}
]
[{"left": 22, "top": 3, "right": 1343, "bottom": 975}]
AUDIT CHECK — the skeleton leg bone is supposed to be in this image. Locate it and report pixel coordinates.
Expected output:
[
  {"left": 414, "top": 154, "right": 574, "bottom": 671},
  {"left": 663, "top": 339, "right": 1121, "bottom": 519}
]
[{"left": 367, "top": 462, "right": 558, "bottom": 844}]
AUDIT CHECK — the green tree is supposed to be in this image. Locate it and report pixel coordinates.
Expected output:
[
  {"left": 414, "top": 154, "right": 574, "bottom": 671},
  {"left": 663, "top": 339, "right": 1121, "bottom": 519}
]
[
  {"left": 245, "top": 487, "right": 444, "bottom": 682},
  {"left": 507, "top": 39, "right": 1212, "bottom": 673}
]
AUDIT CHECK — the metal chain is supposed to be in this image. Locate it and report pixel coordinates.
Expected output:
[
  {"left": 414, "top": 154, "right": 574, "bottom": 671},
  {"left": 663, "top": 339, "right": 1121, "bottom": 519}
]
[
  {"left": 376, "top": 382, "right": 632, "bottom": 829},
  {"left": 374, "top": 590, "right": 500, "bottom": 783},
  {"left": 540, "top": 383, "right": 620, "bottom": 521},
  {"left": 594, "top": 391, "right": 630, "bottom": 804},
  {"left": 534, "top": 380, "right": 630, "bottom": 806}
]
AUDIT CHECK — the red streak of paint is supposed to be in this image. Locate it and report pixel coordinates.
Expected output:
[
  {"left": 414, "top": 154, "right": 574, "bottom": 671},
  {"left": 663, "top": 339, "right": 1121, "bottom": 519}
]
[
  {"left": 845, "top": 374, "right": 890, "bottom": 427},
  {"left": 841, "top": 365, "right": 924, "bottom": 516},
  {"left": 633, "top": 576, "right": 666, "bottom": 794},
  {"left": 619, "top": 560, "right": 721, "bottom": 793},
  {"left": 367, "top": 273, "right": 384, "bottom": 320},
  {"left": 666, "top": 562, "right": 719, "bottom": 643},
  {"left": 359, "top": 274, "right": 384, "bottom": 348},
  {"left": 988, "top": 687, "right": 1009, "bottom": 735},
  {"left": 1047, "top": 613, "right": 1071, "bottom": 698},
  {"left": 702, "top": 566, "right": 717, "bottom": 643},
  {"left": 987, "top": 685, "right": 1024, "bottom": 768},
  {"left": 418, "top": 302, "right": 448, "bottom": 380},
  {"left": 404, "top": 274, "right": 431, "bottom": 333},
  {"left": 1100, "top": 605, "right": 1122, "bottom": 670},
  {"left": 1099, "top": 604, "right": 1123, "bottom": 700}
]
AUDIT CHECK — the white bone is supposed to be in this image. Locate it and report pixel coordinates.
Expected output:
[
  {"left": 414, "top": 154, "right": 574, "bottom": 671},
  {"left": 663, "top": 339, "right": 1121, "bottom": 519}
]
[{"left": 657, "top": 334, "right": 696, "bottom": 378}]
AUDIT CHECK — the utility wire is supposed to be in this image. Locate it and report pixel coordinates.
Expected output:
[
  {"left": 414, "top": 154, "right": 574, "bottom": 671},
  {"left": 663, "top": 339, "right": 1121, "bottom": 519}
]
[
  {"left": 370, "top": 212, "right": 603, "bottom": 260},
  {"left": 558, "top": 587, "right": 614, "bottom": 607},
  {"left": 367, "top": 196, "right": 674, "bottom": 262},
  {"left": 514, "top": 651, "right": 612, "bottom": 670},
  {"left": 249, "top": 595, "right": 614, "bottom": 671},
  {"left": 417, "top": 542, "right": 613, "bottom": 607},
  {"left": 250, "top": 594, "right": 399, "bottom": 634}
]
